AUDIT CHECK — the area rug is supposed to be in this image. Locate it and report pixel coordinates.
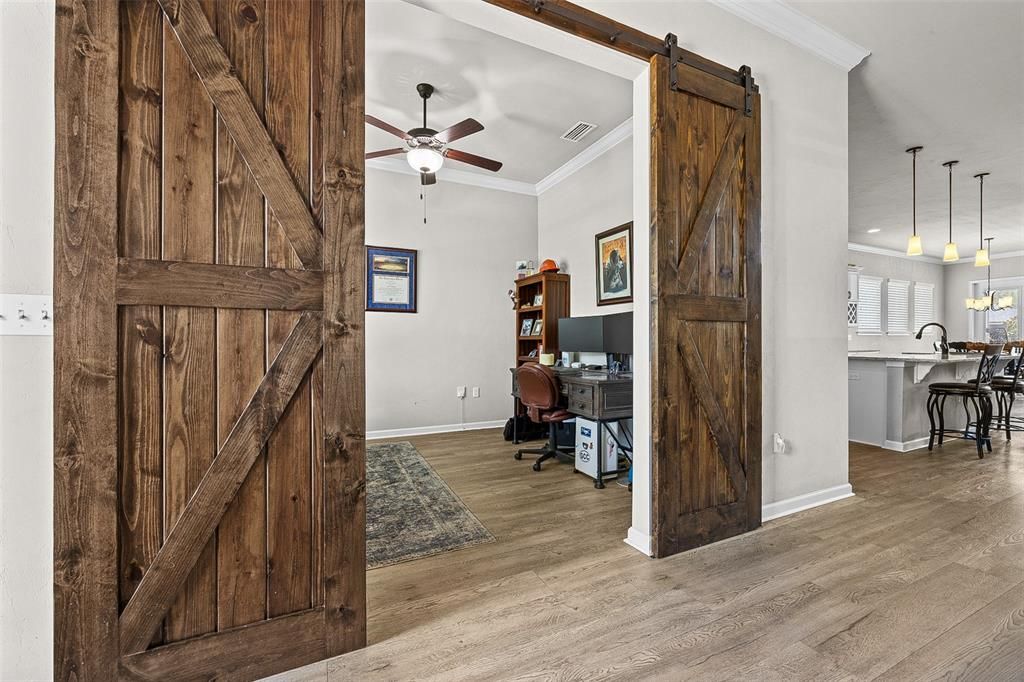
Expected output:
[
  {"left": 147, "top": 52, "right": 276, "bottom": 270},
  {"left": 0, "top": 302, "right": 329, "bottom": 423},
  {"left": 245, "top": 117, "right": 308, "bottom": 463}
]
[{"left": 367, "top": 441, "right": 495, "bottom": 569}]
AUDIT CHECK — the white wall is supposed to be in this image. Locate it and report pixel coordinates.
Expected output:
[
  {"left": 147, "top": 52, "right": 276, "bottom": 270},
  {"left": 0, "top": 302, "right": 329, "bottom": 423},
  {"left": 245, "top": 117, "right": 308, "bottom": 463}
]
[
  {"left": 537, "top": 138, "right": 633, "bottom": 317},
  {"left": 0, "top": 2, "right": 55, "bottom": 680},
  {"left": 365, "top": 169, "right": 537, "bottom": 434},
  {"left": 847, "top": 249, "right": 946, "bottom": 353},
  {"left": 943, "top": 255, "right": 1024, "bottom": 340}
]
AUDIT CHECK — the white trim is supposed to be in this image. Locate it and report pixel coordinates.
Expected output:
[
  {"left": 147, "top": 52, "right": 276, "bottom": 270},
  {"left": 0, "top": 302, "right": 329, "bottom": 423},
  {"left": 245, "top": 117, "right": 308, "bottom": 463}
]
[
  {"left": 707, "top": 0, "right": 870, "bottom": 71},
  {"left": 883, "top": 437, "right": 929, "bottom": 452},
  {"left": 991, "top": 250, "right": 1024, "bottom": 261},
  {"left": 535, "top": 118, "right": 633, "bottom": 195},
  {"left": 624, "top": 527, "right": 653, "bottom": 556},
  {"left": 366, "top": 419, "right": 505, "bottom": 441},
  {"left": 366, "top": 157, "right": 538, "bottom": 196},
  {"left": 848, "top": 242, "right": 943, "bottom": 265},
  {"left": 367, "top": 117, "right": 634, "bottom": 198},
  {"left": 761, "top": 483, "right": 855, "bottom": 521}
]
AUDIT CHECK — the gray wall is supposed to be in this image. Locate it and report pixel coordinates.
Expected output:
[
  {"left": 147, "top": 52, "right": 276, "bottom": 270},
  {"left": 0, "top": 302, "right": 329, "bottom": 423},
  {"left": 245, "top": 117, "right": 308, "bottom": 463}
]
[
  {"left": 0, "top": 2, "right": 54, "bottom": 679},
  {"left": 537, "top": 138, "right": 633, "bottom": 317},
  {"left": 365, "top": 169, "right": 537, "bottom": 433},
  {"left": 847, "top": 249, "right": 946, "bottom": 353},
  {"left": 943, "top": 255, "right": 1024, "bottom": 340}
]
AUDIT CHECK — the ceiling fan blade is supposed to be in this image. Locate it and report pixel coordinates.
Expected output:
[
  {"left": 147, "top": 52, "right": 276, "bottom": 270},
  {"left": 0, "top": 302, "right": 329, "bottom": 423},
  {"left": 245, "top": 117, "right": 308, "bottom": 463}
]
[
  {"left": 365, "top": 148, "right": 405, "bottom": 160},
  {"left": 444, "top": 148, "right": 502, "bottom": 173},
  {"left": 365, "top": 114, "right": 411, "bottom": 140},
  {"left": 434, "top": 118, "right": 484, "bottom": 144},
  {"left": 421, "top": 172, "right": 437, "bottom": 186}
]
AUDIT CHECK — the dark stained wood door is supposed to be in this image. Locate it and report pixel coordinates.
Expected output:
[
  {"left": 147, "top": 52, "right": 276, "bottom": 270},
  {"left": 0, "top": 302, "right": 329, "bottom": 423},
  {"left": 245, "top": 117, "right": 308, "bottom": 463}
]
[
  {"left": 649, "top": 53, "right": 762, "bottom": 557},
  {"left": 53, "top": 0, "right": 365, "bottom": 678}
]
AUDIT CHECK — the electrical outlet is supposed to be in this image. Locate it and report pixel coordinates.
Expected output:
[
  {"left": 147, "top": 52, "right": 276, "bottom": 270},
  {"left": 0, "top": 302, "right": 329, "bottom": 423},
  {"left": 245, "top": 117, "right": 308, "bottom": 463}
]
[
  {"left": 772, "top": 433, "right": 787, "bottom": 454},
  {"left": 456, "top": 386, "right": 466, "bottom": 399},
  {"left": 472, "top": 387, "right": 480, "bottom": 398}
]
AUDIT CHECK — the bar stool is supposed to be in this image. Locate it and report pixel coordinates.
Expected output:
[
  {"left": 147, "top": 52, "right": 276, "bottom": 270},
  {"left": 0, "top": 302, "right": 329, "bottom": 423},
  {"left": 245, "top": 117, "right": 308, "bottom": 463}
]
[
  {"left": 926, "top": 343, "right": 1004, "bottom": 458},
  {"left": 987, "top": 357, "right": 1023, "bottom": 440}
]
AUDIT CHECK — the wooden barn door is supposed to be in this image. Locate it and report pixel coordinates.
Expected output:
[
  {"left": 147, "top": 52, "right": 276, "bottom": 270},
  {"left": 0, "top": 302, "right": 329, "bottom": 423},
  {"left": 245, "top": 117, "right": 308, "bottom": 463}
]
[
  {"left": 53, "top": 0, "right": 365, "bottom": 678},
  {"left": 649, "top": 49, "right": 762, "bottom": 557}
]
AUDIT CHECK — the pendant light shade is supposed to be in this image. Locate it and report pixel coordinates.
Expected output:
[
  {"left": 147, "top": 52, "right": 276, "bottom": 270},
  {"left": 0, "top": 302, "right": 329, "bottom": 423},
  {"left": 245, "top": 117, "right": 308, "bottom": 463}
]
[
  {"left": 907, "top": 235, "right": 923, "bottom": 257},
  {"left": 973, "top": 172, "right": 990, "bottom": 267},
  {"left": 965, "top": 237, "right": 1009, "bottom": 312},
  {"left": 942, "top": 160, "right": 959, "bottom": 262},
  {"left": 905, "top": 146, "right": 923, "bottom": 256}
]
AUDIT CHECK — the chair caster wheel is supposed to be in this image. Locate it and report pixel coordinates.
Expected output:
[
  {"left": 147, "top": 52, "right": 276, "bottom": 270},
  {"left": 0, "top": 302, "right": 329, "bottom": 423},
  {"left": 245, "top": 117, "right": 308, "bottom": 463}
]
[
  {"left": 514, "top": 452, "right": 522, "bottom": 460},
  {"left": 532, "top": 462, "right": 542, "bottom": 472}
]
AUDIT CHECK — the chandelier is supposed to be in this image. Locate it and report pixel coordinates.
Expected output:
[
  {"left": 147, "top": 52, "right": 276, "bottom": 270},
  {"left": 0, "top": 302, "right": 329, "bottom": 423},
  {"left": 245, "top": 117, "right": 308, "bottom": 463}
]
[{"left": 965, "top": 238, "right": 1013, "bottom": 311}]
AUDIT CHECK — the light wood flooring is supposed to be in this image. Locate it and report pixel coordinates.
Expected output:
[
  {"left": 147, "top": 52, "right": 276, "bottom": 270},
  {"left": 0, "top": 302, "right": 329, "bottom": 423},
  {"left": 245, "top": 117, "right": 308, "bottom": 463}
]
[{"left": 268, "top": 429, "right": 1024, "bottom": 681}]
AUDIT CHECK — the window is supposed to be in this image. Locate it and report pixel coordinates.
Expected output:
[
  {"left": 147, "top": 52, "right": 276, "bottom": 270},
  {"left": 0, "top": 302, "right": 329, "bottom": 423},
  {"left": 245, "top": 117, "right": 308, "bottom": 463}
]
[
  {"left": 885, "top": 279, "right": 910, "bottom": 335},
  {"left": 986, "top": 287, "right": 1021, "bottom": 341},
  {"left": 857, "top": 275, "right": 882, "bottom": 335},
  {"left": 913, "top": 282, "right": 935, "bottom": 334}
]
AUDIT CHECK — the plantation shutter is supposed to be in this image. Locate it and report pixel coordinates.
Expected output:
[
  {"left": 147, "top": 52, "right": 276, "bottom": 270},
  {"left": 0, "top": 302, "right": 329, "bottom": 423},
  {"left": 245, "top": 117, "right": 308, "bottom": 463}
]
[
  {"left": 857, "top": 275, "right": 882, "bottom": 335},
  {"left": 913, "top": 282, "right": 935, "bottom": 332},
  {"left": 887, "top": 279, "right": 910, "bottom": 335}
]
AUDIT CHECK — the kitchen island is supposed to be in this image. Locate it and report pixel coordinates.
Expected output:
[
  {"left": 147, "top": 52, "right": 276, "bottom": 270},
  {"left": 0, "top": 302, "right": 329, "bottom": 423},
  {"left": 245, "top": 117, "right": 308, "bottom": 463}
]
[{"left": 848, "top": 352, "right": 1009, "bottom": 451}]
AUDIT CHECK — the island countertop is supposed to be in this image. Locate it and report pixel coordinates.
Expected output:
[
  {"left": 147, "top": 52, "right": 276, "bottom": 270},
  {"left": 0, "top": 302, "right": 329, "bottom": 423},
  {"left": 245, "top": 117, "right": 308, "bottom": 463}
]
[{"left": 848, "top": 352, "right": 995, "bottom": 363}]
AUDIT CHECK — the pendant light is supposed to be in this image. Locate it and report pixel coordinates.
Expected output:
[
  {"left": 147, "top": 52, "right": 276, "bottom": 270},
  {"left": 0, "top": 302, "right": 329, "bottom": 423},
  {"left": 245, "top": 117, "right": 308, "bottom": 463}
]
[
  {"left": 966, "top": 237, "right": 1013, "bottom": 311},
  {"left": 905, "top": 146, "right": 924, "bottom": 256},
  {"left": 973, "top": 172, "right": 991, "bottom": 267},
  {"left": 941, "top": 160, "right": 960, "bottom": 262}
]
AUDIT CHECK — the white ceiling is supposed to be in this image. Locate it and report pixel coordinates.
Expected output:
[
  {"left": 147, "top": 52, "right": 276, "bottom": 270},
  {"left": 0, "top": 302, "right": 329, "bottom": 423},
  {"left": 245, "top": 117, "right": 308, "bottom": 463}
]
[
  {"left": 366, "top": 0, "right": 632, "bottom": 185},
  {"left": 791, "top": 0, "right": 1024, "bottom": 258}
]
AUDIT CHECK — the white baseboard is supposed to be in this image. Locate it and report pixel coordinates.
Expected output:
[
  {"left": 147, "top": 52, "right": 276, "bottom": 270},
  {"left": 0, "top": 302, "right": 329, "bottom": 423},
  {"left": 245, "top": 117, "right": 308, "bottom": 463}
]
[
  {"left": 366, "top": 419, "right": 505, "bottom": 441},
  {"left": 883, "top": 437, "right": 929, "bottom": 452},
  {"left": 761, "top": 483, "right": 855, "bottom": 522},
  {"left": 624, "top": 527, "right": 653, "bottom": 556}
]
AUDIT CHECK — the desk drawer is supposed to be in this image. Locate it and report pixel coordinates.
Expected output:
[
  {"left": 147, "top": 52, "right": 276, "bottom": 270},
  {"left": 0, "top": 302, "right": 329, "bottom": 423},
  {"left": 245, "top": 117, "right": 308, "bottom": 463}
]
[
  {"left": 567, "top": 383, "right": 594, "bottom": 403},
  {"left": 569, "top": 396, "right": 595, "bottom": 416}
]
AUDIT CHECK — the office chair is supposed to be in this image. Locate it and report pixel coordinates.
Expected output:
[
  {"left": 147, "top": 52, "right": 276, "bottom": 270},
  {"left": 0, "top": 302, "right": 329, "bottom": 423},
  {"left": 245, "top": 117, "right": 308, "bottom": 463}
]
[{"left": 514, "top": 363, "right": 574, "bottom": 471}]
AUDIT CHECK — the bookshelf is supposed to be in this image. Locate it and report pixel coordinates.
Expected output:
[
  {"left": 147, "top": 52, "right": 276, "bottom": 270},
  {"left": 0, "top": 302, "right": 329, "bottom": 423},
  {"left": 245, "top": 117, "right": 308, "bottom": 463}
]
[{"left": 514, "top": 272, "right": 570, "bottom": 366}]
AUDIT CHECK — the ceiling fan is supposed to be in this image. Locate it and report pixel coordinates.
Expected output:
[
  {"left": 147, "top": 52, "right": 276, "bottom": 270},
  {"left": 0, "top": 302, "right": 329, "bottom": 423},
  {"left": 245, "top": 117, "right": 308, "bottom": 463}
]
[{"left": 365, "top": 83, "right": 503, "bottom": 186}]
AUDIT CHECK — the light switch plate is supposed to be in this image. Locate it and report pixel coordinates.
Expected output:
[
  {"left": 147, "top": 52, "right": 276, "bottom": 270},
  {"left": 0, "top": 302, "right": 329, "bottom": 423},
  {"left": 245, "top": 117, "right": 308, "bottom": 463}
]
[{"left": 0, "top": 293, "right": 53, "bottom": 336}]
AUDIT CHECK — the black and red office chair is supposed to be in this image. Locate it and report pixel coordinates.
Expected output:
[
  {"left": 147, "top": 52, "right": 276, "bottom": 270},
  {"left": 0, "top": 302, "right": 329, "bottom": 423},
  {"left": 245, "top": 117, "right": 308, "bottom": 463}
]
[{"left": 514, "top": 363, "right": 573, "bottom": 471}]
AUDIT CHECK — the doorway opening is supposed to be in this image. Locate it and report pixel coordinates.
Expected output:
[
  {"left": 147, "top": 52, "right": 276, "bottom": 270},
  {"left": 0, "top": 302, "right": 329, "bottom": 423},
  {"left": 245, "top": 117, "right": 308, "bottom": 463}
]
[{"left": 362, "top": 0, "right": 648, "bottom": 643}]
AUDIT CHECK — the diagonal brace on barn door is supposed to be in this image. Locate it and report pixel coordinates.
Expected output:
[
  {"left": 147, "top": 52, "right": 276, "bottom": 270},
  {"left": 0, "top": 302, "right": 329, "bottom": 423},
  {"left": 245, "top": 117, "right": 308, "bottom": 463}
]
[
  {"left": 118, "top": 312, "right": 324, "bottom": 655},
  {"left": 156, "top": 0, "right": 323, "bottom": 269},
  {"left": 676, "top": 115, "right": 746, "bottom": 279},
  {"left": 677, "top": 321, "right": 746, "bottom": 500}
]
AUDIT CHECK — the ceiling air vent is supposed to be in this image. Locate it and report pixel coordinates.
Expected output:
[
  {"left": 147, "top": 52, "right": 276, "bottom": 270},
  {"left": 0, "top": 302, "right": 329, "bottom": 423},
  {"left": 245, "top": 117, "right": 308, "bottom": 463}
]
[{"left": 560, "top": 121, "right": 598, "bottom": 142}]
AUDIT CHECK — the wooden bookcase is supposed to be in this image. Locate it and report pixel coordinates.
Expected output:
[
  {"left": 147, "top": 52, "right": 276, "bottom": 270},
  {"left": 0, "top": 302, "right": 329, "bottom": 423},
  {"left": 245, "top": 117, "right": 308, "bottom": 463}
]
[{"left": 514, "top": 272, "right": 570, "bottom": 366}]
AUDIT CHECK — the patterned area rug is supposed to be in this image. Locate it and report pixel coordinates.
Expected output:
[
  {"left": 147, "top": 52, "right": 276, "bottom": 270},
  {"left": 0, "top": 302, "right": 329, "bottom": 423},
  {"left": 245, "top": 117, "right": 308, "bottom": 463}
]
[{"left": 367, "top": 441, "right": 495, "bottom": 569}]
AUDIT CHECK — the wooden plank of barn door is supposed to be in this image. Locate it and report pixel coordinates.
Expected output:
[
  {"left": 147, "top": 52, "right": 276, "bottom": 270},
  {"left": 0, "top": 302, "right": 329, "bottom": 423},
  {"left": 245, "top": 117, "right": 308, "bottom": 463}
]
[
  {"left": 214, "top": 0, "right": 268, "bottom": 630},
  {"left": 266, "top": 0, "right": 314, "bottom": 617},
  {"left": 54, "top": 0, "right": 120, "bottom": 676},
  {"left": 117, "top": 1, "right": 163, "bottom": 644},
  {"left": 161, "top": 0, "right": 218, "bottom": 643},
  {"left": 321, "top": 0, "right": 367, "bottom": 654},
  {"left": 744, "top": 94, "right": 763, "bottom": 531}
]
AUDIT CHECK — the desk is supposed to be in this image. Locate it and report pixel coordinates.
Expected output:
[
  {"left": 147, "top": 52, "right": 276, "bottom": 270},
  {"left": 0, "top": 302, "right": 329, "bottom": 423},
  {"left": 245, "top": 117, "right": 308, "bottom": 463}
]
[{"left": 510, "top": 367, "right": 633, "bottom": 488}]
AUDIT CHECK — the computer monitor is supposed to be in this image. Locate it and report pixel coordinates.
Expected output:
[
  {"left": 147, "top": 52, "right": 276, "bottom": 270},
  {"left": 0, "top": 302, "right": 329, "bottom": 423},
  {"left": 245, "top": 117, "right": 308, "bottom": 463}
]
[{"left": 557, "top": 312, "right": 633, "bottom": 354}]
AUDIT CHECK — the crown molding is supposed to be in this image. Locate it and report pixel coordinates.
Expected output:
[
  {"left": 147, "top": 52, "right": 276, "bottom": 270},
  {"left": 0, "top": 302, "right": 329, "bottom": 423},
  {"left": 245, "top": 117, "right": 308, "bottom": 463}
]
[
  {"left": 848, "top": 242, "right": 943, "bottom": 265},
  {"left": 535, "top": 117, "right": 633, "bottom": 195},
  {"left": 991, "top": 250, "right": 1024, "bottom": 261},
  {"left": 365, "top": 157, "right": 538, "bottom": 196},
  {"left": 708, "top": 0, "right": 870, "bottom": 71},
  {"left": 366, "top": 116, "right": 634, "bottom": 197}
]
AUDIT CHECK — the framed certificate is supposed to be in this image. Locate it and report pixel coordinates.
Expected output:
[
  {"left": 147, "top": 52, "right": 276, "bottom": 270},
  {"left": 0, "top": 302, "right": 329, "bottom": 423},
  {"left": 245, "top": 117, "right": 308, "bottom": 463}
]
[{"left": 366, "top": 246, "right": 417, "bottom": 313}]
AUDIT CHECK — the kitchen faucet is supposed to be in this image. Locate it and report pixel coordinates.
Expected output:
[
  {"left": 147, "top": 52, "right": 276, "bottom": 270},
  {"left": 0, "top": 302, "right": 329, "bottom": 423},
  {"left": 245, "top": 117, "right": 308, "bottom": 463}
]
[{"left": 916, "top": 323, "right": 949, "bottom": 359}]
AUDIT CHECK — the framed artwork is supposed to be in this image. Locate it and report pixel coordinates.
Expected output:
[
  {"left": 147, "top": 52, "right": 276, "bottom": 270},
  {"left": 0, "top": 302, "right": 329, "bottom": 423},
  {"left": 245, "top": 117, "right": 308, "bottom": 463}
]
[
  {"left": 366, "top": 245, "right": 417, "bottom": 313},
  {"left": 531, "top": 319, "right": 544, "bottom": 336},
  {"left": 595, "top": 222, "right": 633, "bottom": 306},
  {"left": 520, "top": 318, "right": 534, "bottom": 337}
]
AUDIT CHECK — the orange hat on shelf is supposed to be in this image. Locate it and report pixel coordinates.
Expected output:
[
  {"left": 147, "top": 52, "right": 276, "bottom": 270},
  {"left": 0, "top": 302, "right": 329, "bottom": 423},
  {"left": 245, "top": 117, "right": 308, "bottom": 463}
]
[{"left": 539, "top": 259, "right": 559, "bottom": 273}]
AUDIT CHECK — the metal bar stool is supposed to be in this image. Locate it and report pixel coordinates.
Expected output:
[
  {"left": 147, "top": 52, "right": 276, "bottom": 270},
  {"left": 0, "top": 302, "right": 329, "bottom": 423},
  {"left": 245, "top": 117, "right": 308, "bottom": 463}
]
[
  {"left": 988, "top": 356, "right": 1023, "bottom": 440},
  {"left": 926, "top": 343, "right": 1004, "bottom": 458}
]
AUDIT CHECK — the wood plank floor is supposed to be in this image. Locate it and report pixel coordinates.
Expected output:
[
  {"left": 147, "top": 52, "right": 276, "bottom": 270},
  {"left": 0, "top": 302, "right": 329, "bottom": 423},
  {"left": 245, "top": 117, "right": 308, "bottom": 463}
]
[{"left": 267, "top": 429, "right": 1024, "bottom": 681}]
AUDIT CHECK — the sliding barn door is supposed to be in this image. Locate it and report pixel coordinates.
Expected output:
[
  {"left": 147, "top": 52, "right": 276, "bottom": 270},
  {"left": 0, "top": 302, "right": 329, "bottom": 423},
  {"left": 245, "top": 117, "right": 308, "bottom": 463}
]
[
  {"left": 650, "top": 52, "right": 762, "bottom": 557},
  {"left": 54, "top": 0, "right": 365, "bottom": 678}
]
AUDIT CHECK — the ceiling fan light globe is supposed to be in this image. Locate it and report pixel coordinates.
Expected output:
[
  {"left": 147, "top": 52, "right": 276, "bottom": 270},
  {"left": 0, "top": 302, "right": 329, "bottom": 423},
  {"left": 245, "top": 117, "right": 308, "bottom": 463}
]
[{"left": 407, "top": 147, "right": 443, "bottom": 174}]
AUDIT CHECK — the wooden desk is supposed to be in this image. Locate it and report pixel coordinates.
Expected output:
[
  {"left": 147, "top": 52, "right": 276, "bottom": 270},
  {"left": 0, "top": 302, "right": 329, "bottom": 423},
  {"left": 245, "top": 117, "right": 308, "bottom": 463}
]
[
  {"left": 510, "top": 367, "right": 632, "bottom": 421},
  {"left": 510, "top": 367, "right": 633, "bottom": 488}
]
